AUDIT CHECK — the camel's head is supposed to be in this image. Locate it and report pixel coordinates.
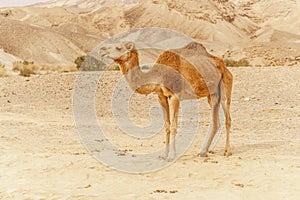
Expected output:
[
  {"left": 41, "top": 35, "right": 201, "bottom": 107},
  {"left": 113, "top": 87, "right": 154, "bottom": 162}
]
[{"left": 99, "top": 41, "right": 137, "bottom": 64}]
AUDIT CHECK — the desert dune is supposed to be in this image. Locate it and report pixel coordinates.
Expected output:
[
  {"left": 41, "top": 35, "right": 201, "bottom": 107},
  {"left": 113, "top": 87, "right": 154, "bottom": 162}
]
[{"left": 0, "top": 66, "right": 299, "bottom": 199}]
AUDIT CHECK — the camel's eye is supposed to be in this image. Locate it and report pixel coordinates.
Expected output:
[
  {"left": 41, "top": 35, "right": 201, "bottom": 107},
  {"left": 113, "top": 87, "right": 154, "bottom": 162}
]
[{"left": 116, "top": 46, "right": 122, "bottom": 51}]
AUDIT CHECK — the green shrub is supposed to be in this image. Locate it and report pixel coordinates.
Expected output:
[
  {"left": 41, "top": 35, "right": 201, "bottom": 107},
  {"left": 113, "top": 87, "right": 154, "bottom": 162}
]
[{"left": 75, "top": 56, "right": 86, "bottom": 70}]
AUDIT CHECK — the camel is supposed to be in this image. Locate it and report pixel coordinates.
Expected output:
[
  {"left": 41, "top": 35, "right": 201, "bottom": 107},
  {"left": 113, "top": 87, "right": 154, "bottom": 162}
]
[{"left": 99, "top": 41, "right": 233, "bottom": 159}]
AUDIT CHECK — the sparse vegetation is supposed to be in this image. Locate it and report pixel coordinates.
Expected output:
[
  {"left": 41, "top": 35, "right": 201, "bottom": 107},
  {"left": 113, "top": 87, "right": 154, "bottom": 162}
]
[
  {"left": 20, "top": 66, "right": 36, "bottom": 77},
  {"left": 224, "top": 58, "right": 250, "bottom": 67},
  {"left": 13, "top": 61, "right": 39, "bottom": 77},
  {"left": 39, "top": 65, "right": 77, "bottom": 73},
  {"left": 77, "top": 55, "right": 107, "bottom": 71},
  {"left": 0, "top": 62, "right": 8, "bottom": 77},
  {"left": 75, "top": 56, "right": 86, "bottom": 70},
  {"left": 59, "top": 66, "right": 78, "bottom": 73},
  {"left": 13, "top": 61, "right": 78, "bottom": 76},
  {"left": 107, "top": 64, "right": 120, "bottom": 71}
]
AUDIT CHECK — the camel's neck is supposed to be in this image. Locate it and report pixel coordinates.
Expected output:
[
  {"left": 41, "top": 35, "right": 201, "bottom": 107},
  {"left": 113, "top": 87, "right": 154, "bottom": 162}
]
[
  {"left": 115, "top": 51, "right": 146, "bottom": 93},
  {"left": 116, "top": 50, "right": 141, "bottom": 75}
]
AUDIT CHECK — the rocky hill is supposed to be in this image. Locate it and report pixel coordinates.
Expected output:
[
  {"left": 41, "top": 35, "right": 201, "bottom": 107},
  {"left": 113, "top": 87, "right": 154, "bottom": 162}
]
[
  {"left": 35, "top": 0, "right": 139, "bottom": 11},
  {"left": 0, "top": 0, "right": 299, "bottom": 71}
]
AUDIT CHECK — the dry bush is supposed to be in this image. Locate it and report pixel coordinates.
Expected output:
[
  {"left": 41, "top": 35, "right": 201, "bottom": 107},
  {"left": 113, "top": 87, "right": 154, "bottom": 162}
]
[
  {"left": 40, "top": 65, "right": 78, "bottom": 73},
  {"left": 59, "top": 66, "right": 78, "bottom": 73},
  {"left": 107, "top": 64, "right": 120, "bottom": 71},
  {"left": 13, "top": 61, "right": 39, "bottom": 77},
  {"left": 13, "top": 61, "right": 78, "bottom": 76},
  {"left": 75, "top": 55, "right": 86, "bottom": 70},
  {"left": 20, "top": 65, "right": 38, "bottom": 77},
  {"left": 224, "top": 58, "right": 250, "bottom": 67},
  {"left": 0, "top": 62, "right": 8, "bottom": 77}
]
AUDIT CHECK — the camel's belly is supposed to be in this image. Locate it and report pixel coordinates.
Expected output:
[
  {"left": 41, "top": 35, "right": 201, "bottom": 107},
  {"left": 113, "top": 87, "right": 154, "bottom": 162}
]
[
  {"left": 177, "top": 81, "right": 210, "bottom": 100},
  {"left": 160, "top": 80, "right": 211, "bottom": 101}
]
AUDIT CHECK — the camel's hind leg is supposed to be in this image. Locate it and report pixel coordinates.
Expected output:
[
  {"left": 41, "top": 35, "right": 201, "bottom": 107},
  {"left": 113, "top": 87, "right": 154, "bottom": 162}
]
[
  {"left": 199, "top": 93, "right": 220, "bottom": 157},
  {"left": 206, "top": 95, "right": 216, "bottom": 154},
  {"left": 208, "top": 79, "right": 232, "bottom": 156},
  {"left": 221, "top": 70, "right": 233, "bottom": 156},
  {"left": 221, "top": 96, "right": 232, "bottom": 156},
  {"left": 205, "top": 56, "right": 233, "bottom": 157}
]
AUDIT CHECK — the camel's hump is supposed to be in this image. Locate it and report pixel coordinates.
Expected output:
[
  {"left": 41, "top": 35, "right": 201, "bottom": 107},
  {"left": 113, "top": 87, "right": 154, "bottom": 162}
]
[
  {"left": 184, "top": 42, "right": 206, "bottom": 51},
  {"left": 170, "top": 42, "right": 209, "bottom": 57}
]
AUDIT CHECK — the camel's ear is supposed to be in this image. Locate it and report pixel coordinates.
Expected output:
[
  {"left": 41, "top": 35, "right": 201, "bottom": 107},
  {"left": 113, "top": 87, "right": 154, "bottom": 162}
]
[{"left": 124, "top": 42, "right": 135, "bottom": 51}]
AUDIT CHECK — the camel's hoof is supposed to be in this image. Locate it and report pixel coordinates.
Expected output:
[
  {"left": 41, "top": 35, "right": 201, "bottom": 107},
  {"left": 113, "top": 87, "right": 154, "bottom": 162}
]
[
  {"left": 199, "top": 151, "right": 208, "bottom": 157},
  {"left": 168, "top": 152, "right": 176, "bottom": 161},
  {"left": 158, "top": 155, "right": 174, "bottom": 162},
  {"left": 223, "top": 151, "right": 232, "bottom": 157}
]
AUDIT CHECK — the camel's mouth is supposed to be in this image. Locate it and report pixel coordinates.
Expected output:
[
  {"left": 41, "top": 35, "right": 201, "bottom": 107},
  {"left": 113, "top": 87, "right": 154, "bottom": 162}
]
[
  {"left": 99, "top": 46, "right": 121, "bottom": 61},
  {"left": 99, "top": 48, "right": 115, "bottom": 64},
  {"left": 100, "top": 54, "right": 115, "bottom": 66},
  {"left": 99, "top": 47, "right": 109, "bottom": 58},
  {"left": 100, "top": 53, "right": 110, "bottom": 59}
]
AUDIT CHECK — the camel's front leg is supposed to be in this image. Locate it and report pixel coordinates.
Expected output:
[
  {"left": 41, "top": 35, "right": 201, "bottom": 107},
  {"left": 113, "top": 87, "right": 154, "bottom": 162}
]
[
  {"left": 168, "top": 95, "right": 180, "bottom": 160},
  {"left": 157, "top": 93, "right": 170, "bottom": 159}
]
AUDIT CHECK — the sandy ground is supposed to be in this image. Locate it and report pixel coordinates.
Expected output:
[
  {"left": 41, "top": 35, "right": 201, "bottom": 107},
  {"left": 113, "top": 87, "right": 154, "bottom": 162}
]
[{"left": 0, "top": 66, "right": 299, "bottom": 199}]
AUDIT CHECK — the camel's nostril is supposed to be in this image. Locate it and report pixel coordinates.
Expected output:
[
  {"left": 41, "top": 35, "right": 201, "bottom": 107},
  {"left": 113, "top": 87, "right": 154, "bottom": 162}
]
[{"left": 116, "top": 46, "right": 122, "bottom": 51}]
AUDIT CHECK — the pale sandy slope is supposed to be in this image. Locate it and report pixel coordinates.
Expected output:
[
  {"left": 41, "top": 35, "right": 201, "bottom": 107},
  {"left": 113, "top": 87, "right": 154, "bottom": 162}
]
[
  {"left": 0, "top": 66, "right": 299, "bottom": 199},
  {"left": 0, "top": 50, "right": 21, "bottom": 72},
  {"left": 1, "top": 0, "right": 300, "bottom": 67}
]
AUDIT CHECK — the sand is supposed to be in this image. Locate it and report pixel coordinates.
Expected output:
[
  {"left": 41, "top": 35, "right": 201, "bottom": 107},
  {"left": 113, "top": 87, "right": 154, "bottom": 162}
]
[{"left": 0, "top": 66, "right": 299, "bottom": 199}]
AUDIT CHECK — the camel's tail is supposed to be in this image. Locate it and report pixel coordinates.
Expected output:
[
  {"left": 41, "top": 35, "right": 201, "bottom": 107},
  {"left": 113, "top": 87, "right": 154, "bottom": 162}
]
[
  {"left": 222, "top": 67, "right": 233, "bottom": 110},
  {"left": 210, "top": 55, "right": 233, "bottom": 110}
]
